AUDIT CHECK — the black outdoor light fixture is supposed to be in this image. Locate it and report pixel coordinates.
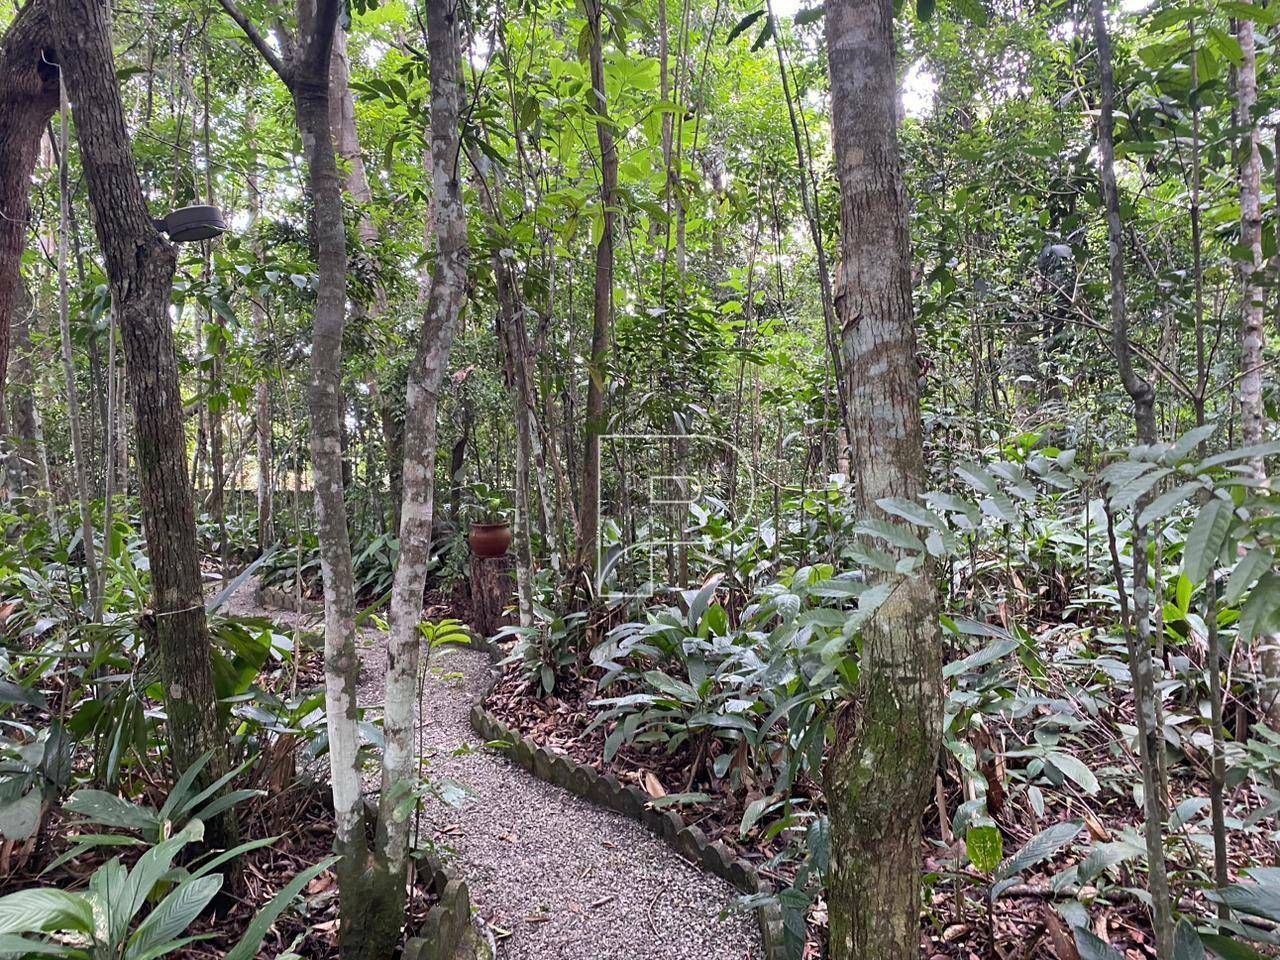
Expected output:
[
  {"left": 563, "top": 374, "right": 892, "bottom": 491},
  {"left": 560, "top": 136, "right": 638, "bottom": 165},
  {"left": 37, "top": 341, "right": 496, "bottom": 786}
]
[{"left": 153, "top": 204, "right": 228, "bottom": 243}]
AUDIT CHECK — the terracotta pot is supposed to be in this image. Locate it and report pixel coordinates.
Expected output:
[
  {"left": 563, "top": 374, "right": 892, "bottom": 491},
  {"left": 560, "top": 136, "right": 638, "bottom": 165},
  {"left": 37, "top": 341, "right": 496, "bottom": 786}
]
[{"left": 468, "top": 521, "right": 512, "bottom": 558}]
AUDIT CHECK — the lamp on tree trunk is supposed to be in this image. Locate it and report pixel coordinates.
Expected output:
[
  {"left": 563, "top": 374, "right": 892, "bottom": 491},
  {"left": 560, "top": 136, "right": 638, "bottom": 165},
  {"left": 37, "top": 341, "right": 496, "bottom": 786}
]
[{"left": 152, "top": 204, "right": 227, "bottom": 243}]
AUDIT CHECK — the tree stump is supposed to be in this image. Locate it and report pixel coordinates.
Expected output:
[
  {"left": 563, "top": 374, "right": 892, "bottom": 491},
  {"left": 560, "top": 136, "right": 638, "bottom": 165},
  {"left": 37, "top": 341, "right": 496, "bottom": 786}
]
[{"left": 469, "top": 553, "right": 515, "bottom": 639}]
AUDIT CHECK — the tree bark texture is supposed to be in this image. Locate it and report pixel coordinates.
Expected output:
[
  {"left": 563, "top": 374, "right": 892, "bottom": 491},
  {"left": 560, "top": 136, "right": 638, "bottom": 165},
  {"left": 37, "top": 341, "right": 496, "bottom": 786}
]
[
  {"left": 1233, "top": 7, "right": 1280, "bottom": 730},
  {"left": 5, "top": 283, "right": 50, "bottom": 501},
  {"left": 281, "top": 7, "right": 371, "bottom": 948},
  {"left": 379, "top": 0, "right": 470, "bottom": 913},
  {"left": 574, "top": 0, "right": 617, "bottom": 583},
  {"left": 0, "top": 0, "right": 59, "bottom": 398},
  {"left": 823, "top": 1, "right": 943, "bottom": 957},
  {"left": 1091, "top": 1, "right": 1174, "bottom": 953},
  {"left": 52, "top": 0, "right": 234, "bottom": 848},
  {"left": 55, "top": 79, "right": 100, "bottom": 614}
]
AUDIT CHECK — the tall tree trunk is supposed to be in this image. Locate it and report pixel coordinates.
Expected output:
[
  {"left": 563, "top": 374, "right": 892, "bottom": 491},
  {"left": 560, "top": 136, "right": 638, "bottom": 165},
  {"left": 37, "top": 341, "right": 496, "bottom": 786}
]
[
  {"left": 473, "top": 159, "right": 535, "bottom": 627},
  {"left": 6, "top": 283, "right": 51, "bottom": 501},
  {"left": 328, "top": 26, "right": 404, "bottom": 533},
  {"left": 56, "top": 82, "right": 102, "bottom": 617},
  {"left": 1091, "top": 1, "right": 1174, "bottom": 954},
  {"left": 288, "top": 19, "right": 369, "bottom": 957},
  {"left": 377, "top": 1, "right": 470, "bottom": 938},
  {"left": 248, "top": 120, "right": 273, "bottom": 552},
  {"left": 220, "top": 1, "right": 368, "bottom": 931},
  {"left": 53, "top": 0, "right": 235, "bottom": 849},
  {"left": 0, "top": 0, "right": 59, "bottom": 399},
  {"left": 574, "top": 0, "right": 617, "bottom": 586},
  {"left": 823, "top": 1, "right": 942, "bottom": 957},
  {"left": 1234, "top": 7, "right": 1280, "bottom": 728}
]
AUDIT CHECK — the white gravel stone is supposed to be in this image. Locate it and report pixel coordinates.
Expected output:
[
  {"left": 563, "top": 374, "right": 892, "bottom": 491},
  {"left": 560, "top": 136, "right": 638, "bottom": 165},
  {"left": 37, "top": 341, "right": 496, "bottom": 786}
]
[{"left": 227, "top": 577, "right": 764, "bottom": 959}]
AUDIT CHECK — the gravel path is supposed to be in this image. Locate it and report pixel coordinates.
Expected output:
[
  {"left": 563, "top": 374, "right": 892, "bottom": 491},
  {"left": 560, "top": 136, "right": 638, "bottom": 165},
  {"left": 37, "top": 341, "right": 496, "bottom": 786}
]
[{"left": 225, "top": 578, "right": 763, "bottom": 960}]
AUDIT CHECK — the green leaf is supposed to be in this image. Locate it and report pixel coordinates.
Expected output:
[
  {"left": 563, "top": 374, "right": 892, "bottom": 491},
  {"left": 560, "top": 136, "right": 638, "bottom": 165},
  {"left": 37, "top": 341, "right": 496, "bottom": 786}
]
[
  {"left": 740, "top": 795, "right": 777, "bottom": 836},
  {"left": 1047, "top": 752, "right": 1099, "bottom": 795},
  {"left": 1074, "top": 928, "right": 1125, "bottom": 960},
  {"left": 1207, "top": 25, "right": 1244, "bottom": 66},
  {"left": 1208, "top": 877, "right": 1280, "bottom": 922},
  {"left": 1135, "top": 480, "right": 1203, "bottom": 527},
  {"left": 0, "top": 934, "right": 77, "bottom": 956},
  {"left": 944, "top": 639, "right": 1019, "bottom": 678},
  {"left": 916, "top": 0, "right": 936, "bottom": 19},
  {"left": 0, "top": 889, "right": 92, "bottom": 936},
  {"left": 221, "top": 856, "right": 341, "bottom": 960},
  {"left": 1182, "top": 499, "right": 1233, "bottom": 584},
  {"left": 750, "top": 18, "right": 775, "bottom": 50},
  {"left": 794, "top": 5, "right": 825, "bottom": 24},
  {"left": 64, "top": 790, "right": 159, "bottom": 834},
  {"left": 966, "top": 824, "right": 1003, "bottom": 874},
  {"left": 1225, "top": 547, "right": 1273, "bottom": 606},
  {"left": 1198, "top": 933, "right": 1266, "bottom": 959},
  {"left": 725, "top": 9, "right": 764, "bottom": 43},
  {"left": 1173, "top": 919, "right": 1204, "bottom": 960},
  {"left": 1237, "top": 574, "right": 1280, "bottom": 642},
  {"left": 0, "top": 680, "right": 46, "bottom": 709},
  {"left": 994, "top": 820, "right": 1080, "bottom": 885},
  {"left": 124, "top": 875, "right": 223, "bottom": 960}
]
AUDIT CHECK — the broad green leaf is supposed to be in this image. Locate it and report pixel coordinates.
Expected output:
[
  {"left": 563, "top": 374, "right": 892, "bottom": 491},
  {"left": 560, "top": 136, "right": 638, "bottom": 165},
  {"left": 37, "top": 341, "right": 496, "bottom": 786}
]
[
  {"left": 1237, "top": 574, "right": 1280, "bottom": 642},
  {"left": 221, "top": 856, "right": 341, "bottom": 960},
  {"left": 1047, "top": 752, "right": 1099, "bottom": 795},
  {"left": 966, "top": 824, "right": 1003, "bottom": 874},
  {"left": 64, "top": 790, "right": 159, "bottom": 833},
  {"left": 725, "top": 9, "right": 764, "bottom": 43},
  {"left": 1074, "top": 928, "right": 1125, "bottom": 960},
  {"left": 124, "top": 875, "right": 223, "bottom": 960},
  {"left": 1136, "top": 480, "right": 1203, "bottom": 527},
  {"left": 1225, "top": 548, "right": 1273, "bottom": 606},
  {"left": 1183, "top": 499, "right": 1233, "bottom": 584},
  {"left": 0, "top": 890, "right": 92, "bottom": 936},
  {"left": 994, "top": 820, "right": 1080, "bottom": 890}
]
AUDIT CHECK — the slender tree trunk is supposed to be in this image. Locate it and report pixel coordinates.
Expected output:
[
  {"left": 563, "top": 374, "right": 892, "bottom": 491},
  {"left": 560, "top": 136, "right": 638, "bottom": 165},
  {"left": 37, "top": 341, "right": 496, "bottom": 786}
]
[
  {"left": 823, "top": 2, "right": 942, "bottom": 957},
  {"left": 1234, "top": 7, "right": 1280, "bottom": 728},
  {"left": 55, "top": 80, "right": 101, "bottom": 616},
  {"left": 292, "top": 51, "right": 368, "bottom": 960},
  {"left": 492, "top": 223, "right": 536, "bottom": 627},
  {"left": 328, "top": 26, "right": 404, "bottom": 533},
  {"left": 6, "top": 283, "right": 50, "bottom": 501},
  {"left": 1091, "top": 2, "right": 1174, "bottom": 954},
  {"left": 374, "top": 0, "right": 470, "bottom": 944},
  {"left": 574, "top": 0, "right": 617, "bottom": 586},
  {"left": 248, "top": 121, "right": 273, "bottom": 552},
  {"left": 54, "top": 0, "right": 235, "bottom": 849},
  {"left": 217, "top": 0, "right": 366, "bottom": 938}
]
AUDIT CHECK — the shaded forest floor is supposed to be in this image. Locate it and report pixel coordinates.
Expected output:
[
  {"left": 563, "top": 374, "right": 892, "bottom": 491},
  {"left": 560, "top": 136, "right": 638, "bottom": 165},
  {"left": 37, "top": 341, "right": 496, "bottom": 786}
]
[{"left": 226, "top": 578, "right": 762, "bottom": 959}]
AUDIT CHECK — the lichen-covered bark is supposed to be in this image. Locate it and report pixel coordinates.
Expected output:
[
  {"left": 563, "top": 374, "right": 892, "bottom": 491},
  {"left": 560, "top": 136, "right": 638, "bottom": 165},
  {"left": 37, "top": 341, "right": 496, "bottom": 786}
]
[
  {"left": 0, "top": 0, "right": 59, "bottom": 399},
  {"left": 291, "top": 28, "right": 368, "bottom": 947},
  {"left": 379, "top": 0, "right": 469, "bottom": 912},
  {"left": 823, "top": 1, "right": 942, "bottom": 956},
  {"left": 1233, "top": 5, "right": 1280, "bottom": 731},
  {"left": 5, "top": 283, "right": 50, "bottom": 501},
  {"left": 52, "top": 0, "right": 234, "bottom": 849}
]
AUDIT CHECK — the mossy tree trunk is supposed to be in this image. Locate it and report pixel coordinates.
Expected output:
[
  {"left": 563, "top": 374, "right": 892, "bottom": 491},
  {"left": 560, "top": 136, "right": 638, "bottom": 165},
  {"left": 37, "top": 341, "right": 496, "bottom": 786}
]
[
  {"left": 53, "top": 0, "right": 235, "bottom": 850},
  {"left": 823, "top": 0, "right": 943, "bottom": 956}
]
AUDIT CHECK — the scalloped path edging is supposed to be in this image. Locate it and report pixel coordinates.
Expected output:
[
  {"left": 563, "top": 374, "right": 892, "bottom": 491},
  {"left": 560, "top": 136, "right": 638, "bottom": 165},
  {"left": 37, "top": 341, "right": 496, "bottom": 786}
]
[
  {"left": 240, "top": 579, "right": 763, "bottom": 959},
  {"left": 468, "top": 640, "right": 787, "bottom": 960}
]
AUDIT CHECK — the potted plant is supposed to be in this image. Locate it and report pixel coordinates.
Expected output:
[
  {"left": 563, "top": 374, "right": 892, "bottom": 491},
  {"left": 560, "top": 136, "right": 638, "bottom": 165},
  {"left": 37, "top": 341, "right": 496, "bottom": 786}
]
[{"left": 464, "top": 484, "right": 513, "bottom": 558}]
